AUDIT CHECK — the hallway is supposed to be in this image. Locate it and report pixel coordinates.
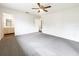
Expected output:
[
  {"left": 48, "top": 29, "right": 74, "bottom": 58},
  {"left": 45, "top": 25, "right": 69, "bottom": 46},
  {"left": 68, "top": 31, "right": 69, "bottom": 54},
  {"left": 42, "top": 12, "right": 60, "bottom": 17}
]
[{"left": 0, "top": 34, "right": 25, "bottom": 56}]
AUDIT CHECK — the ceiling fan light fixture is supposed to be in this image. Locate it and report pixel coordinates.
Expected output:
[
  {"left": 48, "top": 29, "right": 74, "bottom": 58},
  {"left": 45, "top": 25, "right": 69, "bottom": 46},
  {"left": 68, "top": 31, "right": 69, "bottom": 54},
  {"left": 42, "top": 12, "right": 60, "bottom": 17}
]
[{"left": 39, "top": 9, "right": 43, "bottom": 12}]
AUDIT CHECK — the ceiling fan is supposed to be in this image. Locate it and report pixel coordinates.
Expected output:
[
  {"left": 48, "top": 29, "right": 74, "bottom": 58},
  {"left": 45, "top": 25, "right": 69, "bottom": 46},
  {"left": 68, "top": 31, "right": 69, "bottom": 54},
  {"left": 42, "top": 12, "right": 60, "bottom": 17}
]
[{"left": 32, "top": 3, "right": 51, "bottom": 13}]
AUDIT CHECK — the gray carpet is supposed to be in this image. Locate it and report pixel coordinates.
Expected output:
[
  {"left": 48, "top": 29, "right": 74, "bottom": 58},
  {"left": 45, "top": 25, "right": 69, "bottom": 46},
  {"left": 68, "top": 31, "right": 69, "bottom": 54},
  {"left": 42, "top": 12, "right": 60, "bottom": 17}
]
[{"left": 16, "top": 32, "right": 79, "bottom": 56}]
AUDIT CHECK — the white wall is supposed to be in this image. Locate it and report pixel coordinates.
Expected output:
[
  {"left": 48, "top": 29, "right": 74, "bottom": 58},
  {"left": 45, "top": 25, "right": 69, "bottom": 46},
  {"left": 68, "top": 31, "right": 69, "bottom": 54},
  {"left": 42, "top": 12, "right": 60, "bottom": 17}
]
[
  {"left": 0, "top": 7, "right": 36, "bottom": 36},
  {"left": 15, "top": 13, "right": 36, "bottom": 35},
  {"left": 43, "top": 6, "right": 79, "bottom": 42}
]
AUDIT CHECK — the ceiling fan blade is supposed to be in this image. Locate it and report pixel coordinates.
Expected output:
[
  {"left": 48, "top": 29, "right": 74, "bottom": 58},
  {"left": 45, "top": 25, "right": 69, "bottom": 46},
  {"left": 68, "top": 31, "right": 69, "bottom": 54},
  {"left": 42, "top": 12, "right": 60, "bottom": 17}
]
[
  {"left": 43, "top": 9, "right": 48, "bottom": 12},
  {"left": 45, "top": 6, "right": 51, "bottom": 8},
  {"left": 37, "top": 3, "right": 41, "bottom": 7},
  {"left": 32, "top": 8, "right": 39, "bottom": 9}
]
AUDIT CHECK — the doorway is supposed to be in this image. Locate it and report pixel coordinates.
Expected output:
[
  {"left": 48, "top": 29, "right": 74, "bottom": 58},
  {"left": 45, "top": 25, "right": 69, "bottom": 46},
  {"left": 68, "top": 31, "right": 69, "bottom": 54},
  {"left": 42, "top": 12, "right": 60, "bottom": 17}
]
[{"left": 2, "top": 13, "right": 15, "bottom": 37}]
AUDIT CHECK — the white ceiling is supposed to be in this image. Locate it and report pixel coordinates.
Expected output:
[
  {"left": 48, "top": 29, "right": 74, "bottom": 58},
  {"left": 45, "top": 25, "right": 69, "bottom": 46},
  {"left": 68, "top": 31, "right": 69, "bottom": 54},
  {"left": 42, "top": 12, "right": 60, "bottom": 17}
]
[{"left": 0, "top": 3, "right": 79, "bottom": 15}]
